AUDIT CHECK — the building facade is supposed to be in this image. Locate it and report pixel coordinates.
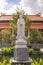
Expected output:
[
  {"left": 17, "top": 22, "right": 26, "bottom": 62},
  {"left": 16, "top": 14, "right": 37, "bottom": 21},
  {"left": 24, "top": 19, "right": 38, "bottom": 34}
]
[{"left": 0, "top": 14, "right": 43, "bottom": 35}]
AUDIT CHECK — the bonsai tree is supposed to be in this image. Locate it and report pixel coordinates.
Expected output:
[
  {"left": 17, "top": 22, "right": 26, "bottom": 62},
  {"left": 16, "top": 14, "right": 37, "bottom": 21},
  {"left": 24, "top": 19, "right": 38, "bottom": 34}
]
[
  {"left": 10, "top": 34, "right": 16, "bottom": 45},
  {"left": 1, "top": 29, "right": 11, "bottom": 45},
  {"left": 30, "top": 29, "right": 42, "bottom": 43},
  {"left": 37, "top": 30, "right": 42, "bottom": 43}
]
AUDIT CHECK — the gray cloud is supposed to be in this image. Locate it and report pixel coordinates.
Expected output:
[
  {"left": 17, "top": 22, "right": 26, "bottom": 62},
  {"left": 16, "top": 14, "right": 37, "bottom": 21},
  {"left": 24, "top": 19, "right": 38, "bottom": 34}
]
[
  {"left": 0, "top": 0, "right": 43, "bottom": 15},
  {"left": 21, "top": 0, "right": 43, "bottom": 15},
  {"left": 40, "top": 0, "right": 43, "bottom": 6},
  {"left": 40, "top": 0, "right": 43, "bottom": 14}
]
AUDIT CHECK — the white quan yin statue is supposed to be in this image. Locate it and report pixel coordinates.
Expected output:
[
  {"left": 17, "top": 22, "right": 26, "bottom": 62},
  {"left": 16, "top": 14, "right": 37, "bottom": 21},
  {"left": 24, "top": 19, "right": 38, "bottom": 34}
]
[
  {"left": 17, "top": 14, "right": 25, "bottom": 39},
  {"left": 14, "top": 14, "right": 29, "bottom": 61}
]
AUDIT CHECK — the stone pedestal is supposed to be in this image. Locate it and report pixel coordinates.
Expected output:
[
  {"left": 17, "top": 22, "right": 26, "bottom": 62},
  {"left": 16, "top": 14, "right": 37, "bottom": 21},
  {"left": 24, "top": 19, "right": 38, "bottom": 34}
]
[
  {"left": 14, "top": 47, "right": 29, "bottom": 61},
  {"left": 14, "top": 38, "right": 29, "bottom": 61},
  {"left": 10, "top": 57, "right": 32, "bottom": 65}
]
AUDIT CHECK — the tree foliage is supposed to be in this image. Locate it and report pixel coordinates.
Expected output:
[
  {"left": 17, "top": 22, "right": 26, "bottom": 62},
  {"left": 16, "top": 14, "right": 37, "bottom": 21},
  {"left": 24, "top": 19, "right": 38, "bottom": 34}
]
[
  {"left": 32, "top": 58, "right": 43, "bottom": 65},
  {"left": 10, "top": 7, "right": 32, "bottom": 36}
]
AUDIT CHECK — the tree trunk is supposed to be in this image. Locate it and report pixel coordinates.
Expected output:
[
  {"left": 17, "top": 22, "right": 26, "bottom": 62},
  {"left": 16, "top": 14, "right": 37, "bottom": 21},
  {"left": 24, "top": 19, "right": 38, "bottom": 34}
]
[
  {"left": 28, "top": 29, "right": 30, "bottom": 44},
  {"left": 12, "top": 29, "right": 14, "bottom": 45},
  {"left": 28, "top": 29, "right": 30, "bottom": 37}
]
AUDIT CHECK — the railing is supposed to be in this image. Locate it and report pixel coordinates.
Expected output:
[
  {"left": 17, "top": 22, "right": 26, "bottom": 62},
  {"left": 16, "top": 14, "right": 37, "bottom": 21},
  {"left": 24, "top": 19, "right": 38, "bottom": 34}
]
[
  {"left": 28, "top": 43, "right": 43, "bottom": 49},
  {"left": 0, "top": 43, "right": 13, "bottom": 48}
]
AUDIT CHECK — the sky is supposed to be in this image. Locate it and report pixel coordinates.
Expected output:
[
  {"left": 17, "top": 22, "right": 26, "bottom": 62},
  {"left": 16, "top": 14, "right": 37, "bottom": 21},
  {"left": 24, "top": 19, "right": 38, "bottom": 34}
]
[{"left": 0, "top": 0, "right": 43, "bottom": 16}]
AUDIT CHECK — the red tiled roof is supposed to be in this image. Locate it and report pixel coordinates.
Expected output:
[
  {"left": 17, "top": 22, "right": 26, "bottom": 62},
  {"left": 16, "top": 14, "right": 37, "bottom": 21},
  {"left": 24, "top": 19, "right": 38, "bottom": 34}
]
[
  {"left": 28, "top": 15, "right": 43, "bottom": 21},
  {"left": 0, "top": 15, "right": 43, "bottom": 21},
  {"left": 0, "top": 23, "right": 11, "bottom": 29},
  {"left": 0, "top": 15, "right": 13, "bottom": 21},
  {"left": 30, "top": 23, "right": 43, "bottom": 29},
  {"left": 0, "top": 15, "right": 43, "bottom": 29}
]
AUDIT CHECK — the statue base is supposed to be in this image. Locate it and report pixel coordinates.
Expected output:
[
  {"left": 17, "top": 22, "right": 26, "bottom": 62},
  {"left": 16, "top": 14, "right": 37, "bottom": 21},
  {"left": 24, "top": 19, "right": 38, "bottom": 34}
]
[
  {"left": 14, "top": 38, "right": 29, "bottom": 61},
  {"left": 14, "top": 47, "right": 29, "bottom": 61},
  {"left": 10, "top": 57, "right": 32, "bottom": 65}
]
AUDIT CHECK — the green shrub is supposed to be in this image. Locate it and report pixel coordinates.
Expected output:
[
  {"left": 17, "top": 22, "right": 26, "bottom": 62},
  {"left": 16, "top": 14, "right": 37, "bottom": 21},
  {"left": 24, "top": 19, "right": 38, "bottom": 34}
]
[
  {"left": 28, "top": 48, "right": 41, "bottom": 59},
  {"left": 0, "top": 60, "right": 12, "bottom": 65},
  {"left": 2, "top": 46, "right": 15, "bottom": 56},
  {"left": 29, "top": 48, "right": 36, "bottom": 54},
  {"left": 0, "top": 56, "right": 12, "bottom": 65},
  {"left": 32, "top": 58, "right": 43, "bottom": 65}
]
